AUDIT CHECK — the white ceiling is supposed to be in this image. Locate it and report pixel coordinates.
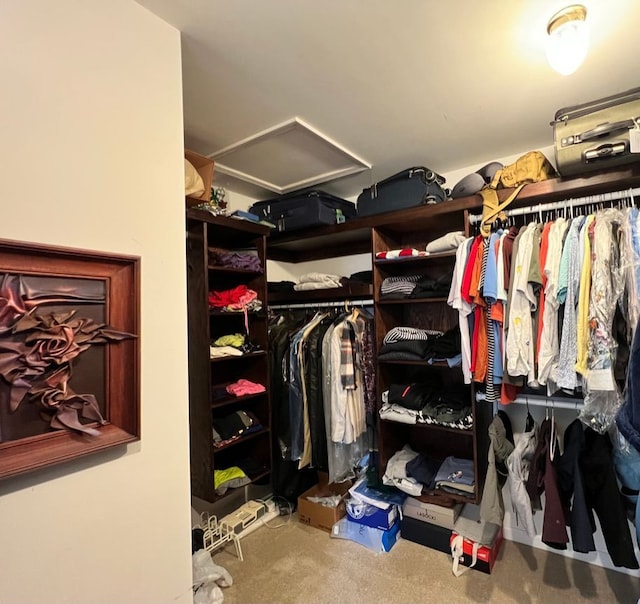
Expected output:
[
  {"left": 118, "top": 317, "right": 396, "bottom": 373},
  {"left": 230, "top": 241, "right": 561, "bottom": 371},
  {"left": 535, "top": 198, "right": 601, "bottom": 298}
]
[{"left": 137, "top": 0, "right": 640, "bottom": 200}]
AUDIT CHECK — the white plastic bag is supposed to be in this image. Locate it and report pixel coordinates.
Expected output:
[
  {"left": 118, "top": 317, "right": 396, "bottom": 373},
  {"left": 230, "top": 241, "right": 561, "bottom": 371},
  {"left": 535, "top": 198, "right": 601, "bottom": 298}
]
[{"left": 192, "top": 549, "right": 233, "bottom": 604}]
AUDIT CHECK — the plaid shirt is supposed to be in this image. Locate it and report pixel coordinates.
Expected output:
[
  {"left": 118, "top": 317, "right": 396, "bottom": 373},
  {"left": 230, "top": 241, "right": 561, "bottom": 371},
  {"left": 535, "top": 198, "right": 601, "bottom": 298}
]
[{"left": 340, "top": 323, "right": 357, "bottom": 390}]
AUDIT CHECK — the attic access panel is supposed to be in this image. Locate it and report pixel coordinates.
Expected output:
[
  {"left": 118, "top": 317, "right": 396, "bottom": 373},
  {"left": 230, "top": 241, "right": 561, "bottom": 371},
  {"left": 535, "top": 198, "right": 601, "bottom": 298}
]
[{"left": 209, "top": 118, "right": 370, "bottom": 194}]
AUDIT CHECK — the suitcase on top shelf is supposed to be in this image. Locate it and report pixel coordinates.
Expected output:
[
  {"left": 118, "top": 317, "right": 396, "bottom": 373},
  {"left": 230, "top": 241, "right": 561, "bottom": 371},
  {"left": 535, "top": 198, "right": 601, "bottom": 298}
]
[
  {"left": 551, "top": 87, "right": 640, "bottom": 177},
  {"left": 249, "top": 190, "right": 356, "bottom": 232},
  {"left": 356, "top": 167, "right": 448, "bottom": 217}
]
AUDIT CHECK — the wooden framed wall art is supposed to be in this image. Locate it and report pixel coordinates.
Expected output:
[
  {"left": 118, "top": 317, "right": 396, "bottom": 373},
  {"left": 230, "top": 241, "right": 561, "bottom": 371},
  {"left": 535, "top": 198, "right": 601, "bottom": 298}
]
[{"left": 0, "top": 239, "right": 140, "bottom": 480}]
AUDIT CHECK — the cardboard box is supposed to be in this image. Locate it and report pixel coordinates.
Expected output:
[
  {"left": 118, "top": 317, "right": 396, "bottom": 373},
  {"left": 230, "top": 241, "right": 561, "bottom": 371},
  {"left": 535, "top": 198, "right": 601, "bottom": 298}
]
[
  {"left": 298, "top": 473, "right": 351, "bottom": 532},
  {"left": 332, "top": 516, "right": 401, "bottom": 553},
  {"left": 346, "top": 499, "right": 398, "bottom": 530},
  {"left": 402, "top": 498, "right": 463, "bottom": 530},
  {"left": 400, "top": 515, "right": 452, "bottom": 554},
  {"left": 450, "top": 528, "right": 503, "bottom": 574},
  {"left": 185, "top": 149, "right": 215, "bottom": 208}
]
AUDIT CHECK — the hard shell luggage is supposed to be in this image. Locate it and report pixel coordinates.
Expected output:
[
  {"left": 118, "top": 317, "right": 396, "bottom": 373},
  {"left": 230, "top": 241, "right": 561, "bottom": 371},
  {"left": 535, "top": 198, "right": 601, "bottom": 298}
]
[
  {"left": 249, "top": 190, "right": 356, "bottom": 232},
  {"left": 551, "top": 87, "right": 640, "bottom": 176},
  {"left": 356, "top": 167, "right": 447, "bottom": 217}
]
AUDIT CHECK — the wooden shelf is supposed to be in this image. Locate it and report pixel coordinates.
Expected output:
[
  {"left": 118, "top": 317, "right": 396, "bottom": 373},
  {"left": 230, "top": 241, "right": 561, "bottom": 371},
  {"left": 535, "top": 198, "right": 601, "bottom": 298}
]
[
  {"left": 380, "top": 417, "right": 472, "bottom": 436},
  {"left": 211, "top": 468, "right": 271, "bottom": 502},
  {"left": 378, "top": 297, "right": 448, "bottom": 305},
  {"left": 378, "top": 359, "right": 458, "bottom": 368},
  {"left": 265, "top": 164, "right": 640, "bottom": 262},
  {"left": 268, "top": 283, "right": 373, "bottom": 304},
  {"left": 213, "top": 427, "right": 270, "bottom": 452},
  {"left": 208, "top": 265, "right": 264, "bottom": 275},
  {"left": 209, "top": 350, "right": 267, "bottom": 363},
  {"left": 374, "top": 251, "right": 457, "bottom": 265},
  {"left": 211, "top": 391, "right": 266, "bottom": 409},
  {"left": 209, "top": 310, "right": 266, "bottom": 317}
]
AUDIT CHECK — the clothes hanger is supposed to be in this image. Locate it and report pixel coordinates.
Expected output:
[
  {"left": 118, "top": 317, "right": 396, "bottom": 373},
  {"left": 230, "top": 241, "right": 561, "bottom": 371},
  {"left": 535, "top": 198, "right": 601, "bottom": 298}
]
[{"left": 524, "top": 396, "right": 535, "bottom": 432}]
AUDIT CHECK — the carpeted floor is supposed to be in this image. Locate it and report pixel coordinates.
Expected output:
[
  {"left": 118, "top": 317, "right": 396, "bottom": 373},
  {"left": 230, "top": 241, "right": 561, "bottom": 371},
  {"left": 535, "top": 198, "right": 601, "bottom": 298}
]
[{"left": 211, "top": 514, "right": 640, "bottom": 604}]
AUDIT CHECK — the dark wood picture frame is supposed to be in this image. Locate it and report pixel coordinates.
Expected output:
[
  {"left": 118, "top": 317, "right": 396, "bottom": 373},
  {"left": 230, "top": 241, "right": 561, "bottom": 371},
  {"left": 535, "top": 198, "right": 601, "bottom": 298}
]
[{"left": 0, "top": 239, "right": 140, "bottom": 480}]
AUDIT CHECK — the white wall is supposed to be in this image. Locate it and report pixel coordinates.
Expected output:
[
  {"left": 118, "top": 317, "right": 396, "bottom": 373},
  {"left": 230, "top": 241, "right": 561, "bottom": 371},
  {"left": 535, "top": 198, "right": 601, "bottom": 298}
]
[{"left": 0, "top": 2, "right": 192, "bottom": 603}]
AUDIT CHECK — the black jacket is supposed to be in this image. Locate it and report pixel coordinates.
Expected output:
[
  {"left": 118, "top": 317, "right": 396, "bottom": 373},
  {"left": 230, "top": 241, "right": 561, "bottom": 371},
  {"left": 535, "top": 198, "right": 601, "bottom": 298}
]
[{"left": 580, "top": 428, "right": 639, "bottom": 569}]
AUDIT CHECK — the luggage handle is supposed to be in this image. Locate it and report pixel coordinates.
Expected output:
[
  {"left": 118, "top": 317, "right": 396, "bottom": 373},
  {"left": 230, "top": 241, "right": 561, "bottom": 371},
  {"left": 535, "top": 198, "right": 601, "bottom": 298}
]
[{"left": 579, "top": 118, "right": 637, "bottom": 142}]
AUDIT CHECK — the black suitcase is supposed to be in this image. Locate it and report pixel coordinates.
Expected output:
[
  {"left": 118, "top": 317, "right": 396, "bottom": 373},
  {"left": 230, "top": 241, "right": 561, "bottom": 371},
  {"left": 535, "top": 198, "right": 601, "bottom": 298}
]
[
  {"left": 551, "top": 87, "right": 640, "bottom": 176},
  {"left": 356, "top": 167, "right": 448, "bottom": 217},
  {"left": 249, "top": 190, "right": 356, "bottom": 232}
]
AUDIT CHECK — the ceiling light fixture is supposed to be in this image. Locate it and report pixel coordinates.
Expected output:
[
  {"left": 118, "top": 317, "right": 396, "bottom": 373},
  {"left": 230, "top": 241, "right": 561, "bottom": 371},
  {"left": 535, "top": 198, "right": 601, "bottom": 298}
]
[{"left": 546, "top": 4, "right": 589, "bottom": 76}]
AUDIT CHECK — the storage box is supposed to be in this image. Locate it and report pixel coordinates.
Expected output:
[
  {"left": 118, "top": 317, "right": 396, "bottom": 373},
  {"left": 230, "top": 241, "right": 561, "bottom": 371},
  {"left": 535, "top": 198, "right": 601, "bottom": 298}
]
[
  {"left": 346, "top": 499, "right": 398, "bottom": 531},
  {"left": 332, "top": 516, "right": 401, "bottom": 553},
  {"left": 297, "top": 473, "right": 351, "bottom": 532},
  {"left": 400, "top": 515, "right": 452, "bottom": 554},
  {"left": 185, "top": 149, "right": 215, "bottom": 208},
  {"left": 450, "top": 528, "right": 503, "bottom": 575},
  {"left": 402, "top": 498, "right": 462, "bottom": 530}
]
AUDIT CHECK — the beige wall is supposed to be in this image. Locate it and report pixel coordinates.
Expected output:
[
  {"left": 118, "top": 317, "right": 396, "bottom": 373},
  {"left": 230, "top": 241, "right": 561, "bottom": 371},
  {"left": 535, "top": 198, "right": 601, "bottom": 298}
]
[{"left": 0, "top": 2, "right": 192, "bottom": 602}]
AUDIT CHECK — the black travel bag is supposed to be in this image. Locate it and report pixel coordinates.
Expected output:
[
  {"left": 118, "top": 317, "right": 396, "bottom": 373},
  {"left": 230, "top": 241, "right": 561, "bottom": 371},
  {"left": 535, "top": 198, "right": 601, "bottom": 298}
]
[
  {"left": 356, "top": 167, "right": 448, "bottom": 217},
  {"left": 551, "top": 87, "right": 640, "bottom": 176},
  {"left": 249, "top": 190, "right": 356, "bottom": 232}
]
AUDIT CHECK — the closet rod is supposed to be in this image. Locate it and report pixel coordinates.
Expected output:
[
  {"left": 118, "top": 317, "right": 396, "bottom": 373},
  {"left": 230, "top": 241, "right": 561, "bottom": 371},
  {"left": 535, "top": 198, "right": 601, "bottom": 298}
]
[
  {"left": 476, "top": 391, "right": 583, "bottom": 410},
  {"left": 269, "top": 298, "right": 373, "bottom": 310},
  {"left": 468, "top": 186, "right": 640, "bottom": 225}
]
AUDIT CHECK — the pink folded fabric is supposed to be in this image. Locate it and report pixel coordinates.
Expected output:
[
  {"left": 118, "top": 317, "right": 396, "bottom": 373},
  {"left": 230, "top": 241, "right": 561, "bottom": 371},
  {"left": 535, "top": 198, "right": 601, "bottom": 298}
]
[{"left": 226, "top": 379, "right": 266, "bottom": 397}]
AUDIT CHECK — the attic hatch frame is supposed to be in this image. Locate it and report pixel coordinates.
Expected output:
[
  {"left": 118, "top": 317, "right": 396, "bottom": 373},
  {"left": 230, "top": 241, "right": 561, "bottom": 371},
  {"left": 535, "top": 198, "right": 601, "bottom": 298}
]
[{"left": 207, "top": 117, "right": 371, "bottom": 194}]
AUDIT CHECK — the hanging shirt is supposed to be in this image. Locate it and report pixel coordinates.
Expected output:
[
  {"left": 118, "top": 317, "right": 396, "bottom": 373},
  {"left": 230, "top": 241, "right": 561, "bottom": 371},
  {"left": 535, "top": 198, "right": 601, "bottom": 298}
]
[
  {"left": 448, "top": 237, "right": 474, "bottom": 384},
  {"left": 506, "top": 223, "right": 538, "bottom": 385},
  {"left": 538, "top": 218, "right": 569, "bottom": 389},
  {"left": 557, "top": 216, "right": 586, "bottom": 392},
  {"left": 575, "top": 215, "right": 595, "bottom": 376}
]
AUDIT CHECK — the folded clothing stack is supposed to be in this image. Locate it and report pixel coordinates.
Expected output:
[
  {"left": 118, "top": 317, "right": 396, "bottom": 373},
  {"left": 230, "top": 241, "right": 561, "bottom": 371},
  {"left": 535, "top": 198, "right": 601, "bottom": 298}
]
[
  {"left": 432, "top": 456, "right": 475, "bottom": 497},
  {"left": 378, "top": 326, "right": 461, "bottom": 362},
  {"left": 293, "top": 272, "right": 343, "bottom": 291},
  {"left": 382, "top": 446, "right": 475, "bottom": 498},
  {"left": 208, "top": 247, "right": 263, "bottom": 273},
  {"left": 212, "top": 410, "right": 263, "bottom": 447},
  {"left": 380, "top": 275, "right": 421, "bottom": 299},
  {"left": 375, "top": 249, "right": 427, "bottom": 260},
  {"left": 408, "top": 273, "right": 452, "bottom": 299},
  {"left": 379, "top": 382, "right": 473, "bottom": 430},
  {"left": 225, "top": 379, "right": 265, "bottom": 396},
  {"left": 424, "top": 231, "right": 466, "bottom": 254}
]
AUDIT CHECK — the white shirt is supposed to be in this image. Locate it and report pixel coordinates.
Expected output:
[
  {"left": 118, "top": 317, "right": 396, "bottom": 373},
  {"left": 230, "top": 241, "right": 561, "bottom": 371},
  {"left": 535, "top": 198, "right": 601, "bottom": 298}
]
[
  {"left": 506, "top": 223, "right": 537, "bottom": 385},
  {"left": 448, "top": 237, "right": 474, "bottom": 384}
]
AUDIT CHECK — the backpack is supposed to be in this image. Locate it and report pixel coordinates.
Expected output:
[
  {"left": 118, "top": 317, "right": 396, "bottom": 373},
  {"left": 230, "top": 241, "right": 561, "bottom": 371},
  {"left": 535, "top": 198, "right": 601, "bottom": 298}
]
[{"left": 479, "top": 151, "right": 556, "bottom": 236}]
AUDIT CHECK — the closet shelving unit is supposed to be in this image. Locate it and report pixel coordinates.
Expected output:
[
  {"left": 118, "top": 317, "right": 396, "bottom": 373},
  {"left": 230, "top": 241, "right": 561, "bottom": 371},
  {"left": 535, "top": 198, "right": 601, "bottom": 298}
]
[
  {"left": 372, "top": 215, "right": 491, "bottom": 506},
  {"left": 262, "top": 163, "right": 640, "bottom": 505},
  {"left": 186, "top": 209, "right": 272, "bottom": 502}
]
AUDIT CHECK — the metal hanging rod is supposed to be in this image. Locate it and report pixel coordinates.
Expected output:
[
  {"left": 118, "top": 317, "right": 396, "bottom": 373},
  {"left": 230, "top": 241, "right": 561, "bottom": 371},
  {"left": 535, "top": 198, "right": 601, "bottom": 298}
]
[
  {"left": 468, "top": 186, "right": 640, "bottom": 225},
  {"left": 476, "top": 391, "right": 583, "bottom": 410},
  {"left": 269, "top": 298, "right": 373, "bottom": 310}
]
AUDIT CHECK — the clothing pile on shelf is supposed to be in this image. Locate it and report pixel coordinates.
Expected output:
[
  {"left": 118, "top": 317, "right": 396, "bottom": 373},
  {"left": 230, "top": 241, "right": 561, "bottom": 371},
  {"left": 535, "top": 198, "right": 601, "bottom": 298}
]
[
  {"left": 209, "top": 285, "right": 262, "bottom": 312},
  {"left": 212, "top": 409, "right": 264, "bottom": 449},
  {"left": 375, "top": 231, "right": 466, "bottom": 261},
  {"left": 377, "top": 326, "right": 462, "bottom": 366},
  {"left": 382, "top": 445, "right": 475, "bottom": 499},
  {"left": 269, "top": 307, "right": 374, "bottom": 488},
  {"left": 380, "top": 274, "right": 451, "bottom": 299},
  {"left": 213, "top": 457, "right": 268, "bottom": 496},
  {"left": 379, "top": 382, "right": 473, "bottom": 430},
  {"left": 268, "top": 271, "right": 372, "bottom": 295},
  {"left": 208, "top": 247, "right": 263, "bottom": 272},
  {"left": 487, "top": 408, "right": 639, "bottom": 569},
  {"left": 209, "top": 333, "right": 262, "bottom": 358},
  {"left": 448, "top": 206, "right": 640, "bottom": 431}
]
